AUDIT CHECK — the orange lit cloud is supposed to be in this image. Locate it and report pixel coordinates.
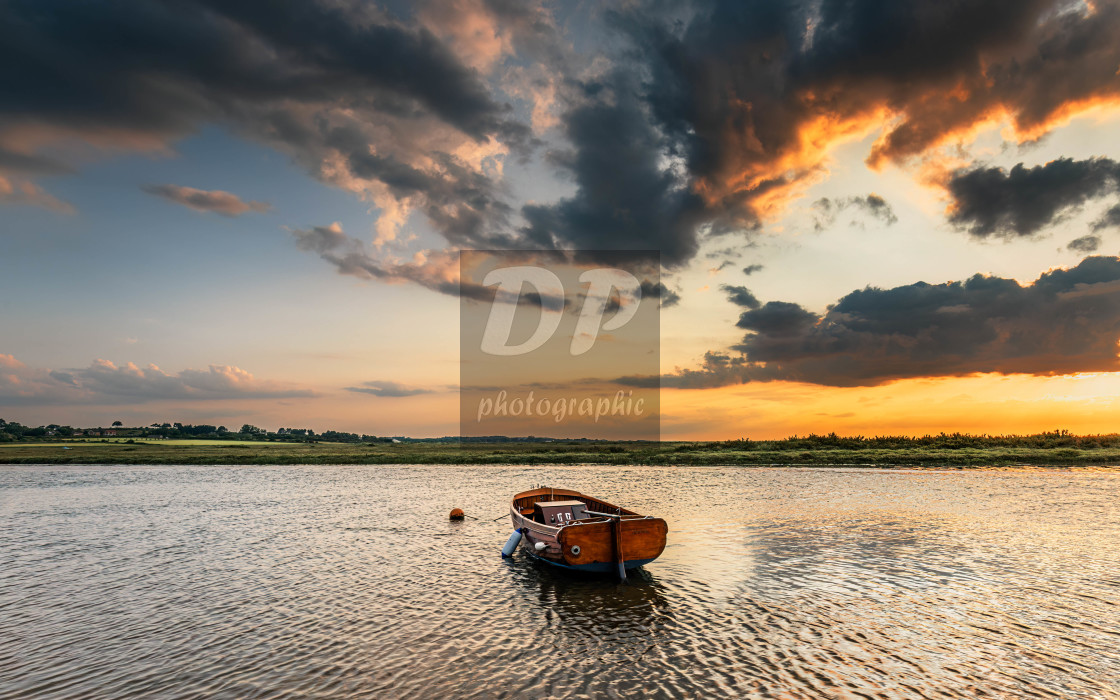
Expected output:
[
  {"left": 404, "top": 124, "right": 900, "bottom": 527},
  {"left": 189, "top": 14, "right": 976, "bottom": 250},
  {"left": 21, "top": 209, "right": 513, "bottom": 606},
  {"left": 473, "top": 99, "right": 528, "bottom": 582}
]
[
  {"left": 641, "top": 0, "right": 1120, "bottom": 233},
  {"left": 0, "top": 354, "right": 25, "bottom": 369},
  {"left": 696, "top": 107, "right": 890, "bottom": 224}
]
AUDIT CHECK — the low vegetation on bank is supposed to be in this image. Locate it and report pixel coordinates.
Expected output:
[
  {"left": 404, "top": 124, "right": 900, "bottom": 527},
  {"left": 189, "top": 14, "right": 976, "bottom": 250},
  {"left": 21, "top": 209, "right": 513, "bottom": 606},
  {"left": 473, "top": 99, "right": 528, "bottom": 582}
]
[{"left": 1, "top": 424, "right": 1118, "bottom": 466}]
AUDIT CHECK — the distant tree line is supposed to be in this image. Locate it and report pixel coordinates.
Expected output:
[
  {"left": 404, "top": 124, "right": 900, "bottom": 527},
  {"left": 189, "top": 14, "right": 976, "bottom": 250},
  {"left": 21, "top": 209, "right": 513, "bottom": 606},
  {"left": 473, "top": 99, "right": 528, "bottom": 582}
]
[
  {"left": 0, "top": 419, "right": 79, "bottom": 441},
  {"left": 674, "top": 430, "right": 1120, "bottom": 451},
  {"left": 0, "top": 418, "right": 392, "bottom": 444},
  {"left": 4, "top": 419, "right": 1118, "bottom": 448}
]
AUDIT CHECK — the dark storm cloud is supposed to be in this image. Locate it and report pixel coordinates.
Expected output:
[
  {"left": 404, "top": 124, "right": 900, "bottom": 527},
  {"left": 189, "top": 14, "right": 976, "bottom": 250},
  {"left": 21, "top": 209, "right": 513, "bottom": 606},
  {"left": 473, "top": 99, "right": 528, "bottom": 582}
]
[
  {"left": 618, "top": 351, "right": 754, "bottom": 390},
  {"left": 851, "top": 194, "right": 897, "bottom": 225},
  {"left": 641, "top": 280, "right": 681, "bottom": 308},
  {"left": 813, "top": 194, "right": 898, "bottom": 231},
  {"left": 734, "top": 301, "right": 817, "bottom": 334},
  {"left": 345, "top": 380, "right": 433, "bottom": 398},
  {"left": 625, "top": 347, "right": 752, "bottom": 389},
  {"left": 1067, "top": 235, "right": 1102, "bottom": 254},
  {"left": 946, "top": 157, "right": 1120, "bottom": 238},
  {"left": 721, "top": 284, "right": 761, "bottom": 310},
  {"left": 142, "top": 184, "right": 270, "bottom": 217},
  {"left": 518, "top": 73, "right": 708, "bottom": 266},
  {"left": 0, "top": 0, "right": 517, "bottom": 140},
  {"left": 648, "top": 256, "right": 1120, "bottom": 388},
  {"left": 1092, "top": 204, "right": 1120, "bottom": 232},
  {"left": 620, "top": 0, "right": 1120, "bottom": 234},
  {"left": 0, "top": 0, "right": 527, "bottom": 246},
  {"left": 6, "top": 0, "right": 1120, "bottom": 277},
  {"left": 548, "top": 0, "right": 1116, "bottom": 257},
  {"left": 742, "top": 264, "right": 765, "bottom": 276},
  {"left": 706, "top": 246, "right": 756, "bottom": 260}
]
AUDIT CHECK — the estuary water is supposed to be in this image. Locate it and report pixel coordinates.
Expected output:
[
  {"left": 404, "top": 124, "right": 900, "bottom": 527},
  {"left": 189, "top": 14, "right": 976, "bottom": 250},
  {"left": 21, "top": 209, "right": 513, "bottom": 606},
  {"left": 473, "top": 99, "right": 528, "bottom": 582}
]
[{"left": 1, "top": 464, "right": 1119, "bottom": 699}]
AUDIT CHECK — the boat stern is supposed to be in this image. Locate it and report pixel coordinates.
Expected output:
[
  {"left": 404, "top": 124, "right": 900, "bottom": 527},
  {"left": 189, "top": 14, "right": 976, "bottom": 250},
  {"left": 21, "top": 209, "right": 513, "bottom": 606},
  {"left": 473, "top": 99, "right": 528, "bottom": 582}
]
[{"left": 557, "top": 517, "right": 667, "bottom": 569}]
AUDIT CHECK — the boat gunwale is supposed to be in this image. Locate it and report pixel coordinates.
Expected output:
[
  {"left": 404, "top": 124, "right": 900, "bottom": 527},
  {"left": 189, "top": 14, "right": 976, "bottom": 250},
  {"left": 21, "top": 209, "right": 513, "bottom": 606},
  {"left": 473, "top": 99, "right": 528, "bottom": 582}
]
[{"left": 509, "top": 487, "right": 646, "bottom": 536}]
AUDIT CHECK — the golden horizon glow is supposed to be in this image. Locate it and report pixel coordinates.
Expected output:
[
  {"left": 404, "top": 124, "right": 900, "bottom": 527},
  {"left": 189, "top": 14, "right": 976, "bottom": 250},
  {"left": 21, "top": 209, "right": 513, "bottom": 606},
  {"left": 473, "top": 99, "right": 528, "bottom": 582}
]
[{"left": 661, "top": 371, "right": 1120, "bottom": 440}]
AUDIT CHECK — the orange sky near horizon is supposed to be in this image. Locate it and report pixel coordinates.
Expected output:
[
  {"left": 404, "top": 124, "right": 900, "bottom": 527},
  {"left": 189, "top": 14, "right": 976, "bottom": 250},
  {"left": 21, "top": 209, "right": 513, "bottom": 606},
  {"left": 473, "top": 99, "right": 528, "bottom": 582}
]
[
  {"left": 661, "top": 372, "right": 1120, "bottom": 440},
  {"left": 28, "top": 371, "right": 1114, "bottom": 441}
]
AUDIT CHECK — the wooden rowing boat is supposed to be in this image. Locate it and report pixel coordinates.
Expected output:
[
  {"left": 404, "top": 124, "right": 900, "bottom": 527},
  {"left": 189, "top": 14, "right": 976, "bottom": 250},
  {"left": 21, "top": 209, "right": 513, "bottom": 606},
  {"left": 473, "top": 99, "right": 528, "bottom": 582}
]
[{"left": 504, "top": 487, "right": 668, "bottom": 579}]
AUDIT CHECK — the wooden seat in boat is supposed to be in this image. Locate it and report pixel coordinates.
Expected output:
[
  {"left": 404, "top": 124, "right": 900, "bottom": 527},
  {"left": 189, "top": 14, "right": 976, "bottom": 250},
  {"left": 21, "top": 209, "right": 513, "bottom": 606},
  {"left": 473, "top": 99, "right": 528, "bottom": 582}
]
[{"left": 532, "top": 499, "right": 590, "bottom": 525}]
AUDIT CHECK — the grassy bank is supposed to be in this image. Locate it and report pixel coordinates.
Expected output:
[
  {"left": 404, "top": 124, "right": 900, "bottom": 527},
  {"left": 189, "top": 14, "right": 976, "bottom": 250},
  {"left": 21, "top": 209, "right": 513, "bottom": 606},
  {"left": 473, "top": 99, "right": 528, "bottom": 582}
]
[{"left": 2, "top": 437, "right": 1120, "bottom": 467}]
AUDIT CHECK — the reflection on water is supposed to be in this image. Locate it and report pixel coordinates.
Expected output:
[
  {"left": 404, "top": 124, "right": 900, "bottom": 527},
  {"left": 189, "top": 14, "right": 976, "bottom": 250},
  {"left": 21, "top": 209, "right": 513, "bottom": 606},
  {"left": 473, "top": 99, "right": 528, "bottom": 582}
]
[{"left": 1, "top": 465, "right": 1119, "bottom": 698}]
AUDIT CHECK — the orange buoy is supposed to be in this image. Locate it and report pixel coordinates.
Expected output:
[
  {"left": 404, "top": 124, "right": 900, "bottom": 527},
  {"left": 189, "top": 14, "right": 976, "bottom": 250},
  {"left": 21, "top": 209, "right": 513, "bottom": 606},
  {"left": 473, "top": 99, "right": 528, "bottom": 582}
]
[{"left": 449, "top": 508, "right": 465, "bottom": 521}]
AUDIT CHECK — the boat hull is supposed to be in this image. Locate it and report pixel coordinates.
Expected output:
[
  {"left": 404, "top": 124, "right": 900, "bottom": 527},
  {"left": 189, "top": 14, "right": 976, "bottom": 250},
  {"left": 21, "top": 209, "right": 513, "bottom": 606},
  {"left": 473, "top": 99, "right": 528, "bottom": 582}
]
[
  {"left": 523, "top": 546, "right": 659, "bottom": 573},
  {"left": 509, "top": 487, "right": 668, "bottom": 573}
]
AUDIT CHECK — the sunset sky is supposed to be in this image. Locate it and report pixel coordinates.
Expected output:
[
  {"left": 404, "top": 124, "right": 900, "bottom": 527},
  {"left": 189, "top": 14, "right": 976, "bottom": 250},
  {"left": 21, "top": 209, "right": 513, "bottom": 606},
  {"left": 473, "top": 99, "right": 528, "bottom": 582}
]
[{"left": 3, "top": 0, "right": 1120, "bottom": 438}]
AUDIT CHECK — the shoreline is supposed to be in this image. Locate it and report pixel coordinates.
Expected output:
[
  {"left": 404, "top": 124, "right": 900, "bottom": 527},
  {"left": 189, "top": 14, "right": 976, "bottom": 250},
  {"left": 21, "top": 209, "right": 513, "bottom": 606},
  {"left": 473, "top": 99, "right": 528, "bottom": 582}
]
[
  {"left": 3, "top": 440, "right": 1120, "bottom": 467},
  {"left": 3, "top": 463, "right": 1117, "bottom": 471}
]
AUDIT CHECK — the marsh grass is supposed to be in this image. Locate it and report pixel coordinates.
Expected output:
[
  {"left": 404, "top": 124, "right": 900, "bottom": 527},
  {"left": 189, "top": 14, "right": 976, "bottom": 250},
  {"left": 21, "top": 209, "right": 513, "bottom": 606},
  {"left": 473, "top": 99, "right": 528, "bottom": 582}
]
[{"left": 2, "top": 432, "right": 1120, "bottom": 467}]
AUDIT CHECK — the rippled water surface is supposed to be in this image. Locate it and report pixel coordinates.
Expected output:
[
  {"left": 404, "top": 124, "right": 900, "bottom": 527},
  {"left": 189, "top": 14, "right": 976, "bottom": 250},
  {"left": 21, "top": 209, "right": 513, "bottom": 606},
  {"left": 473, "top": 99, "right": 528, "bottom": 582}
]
[{"left": 2, "top": 465, "right": 1120, "bottom": 699}]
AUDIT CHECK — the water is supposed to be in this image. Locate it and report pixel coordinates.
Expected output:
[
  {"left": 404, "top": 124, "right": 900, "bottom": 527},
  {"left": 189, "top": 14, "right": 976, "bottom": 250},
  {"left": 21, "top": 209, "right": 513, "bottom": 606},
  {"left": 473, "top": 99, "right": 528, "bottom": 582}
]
[{"left": 2, "top": 465, "right": 1119, "bottom": 699}]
